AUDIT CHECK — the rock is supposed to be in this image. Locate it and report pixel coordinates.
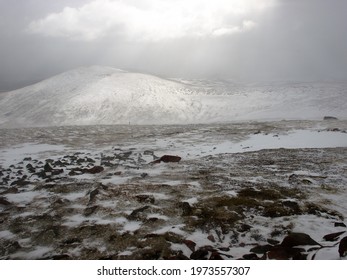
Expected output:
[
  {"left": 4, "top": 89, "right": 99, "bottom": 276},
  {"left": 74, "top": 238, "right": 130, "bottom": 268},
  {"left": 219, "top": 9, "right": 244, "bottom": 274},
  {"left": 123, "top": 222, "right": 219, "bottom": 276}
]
[
  {"left": 267, "top": 246, "right": 306, "bottom": 260},
  {"left": 323, "top": 231, "right": 346, "bottom": 242},
  {"left": 207, "top": 234, "right": 216, "bottom": 243},
  {"left": 140, "top": 173, "right": 148, "bottom": 178},
  {"left": 129, "top": 206, "right": 150, "bottom": 220},
  {"left": 209, "top": 251, "right": 223, "bottom": 260},
  {"left": 10, "top": 176, "right": 30, "bottom": 186},
  {"left": 87, "top": 166, "right": 104, "bottom": 174},
  {"left": 183, "top": 240, "right": 196, "bottom": 252},
  {"left": 23, "top": 157, "right": 32, "bottom": 161},
  {"left": 242, "top": 253, "right": 260, "bottom": 260},
  {"left": 135, "top": 195, "right": 155, "bottom": 204},
  {"left": 84, "top": 205, "right": 98, "bottom": 216},
  {"left": 237, "top": 223, "right": 252, "bottom": 233},
  {"left": 323, "top": 116, "right": 338, "bottom": 120},
  {"left": 338, "top": 236, "right": 347, "bottom": 257},
  {"left": 0, "top": 197, "right": 12, "bottom": 207},
  {"left": 281, "top": 232, "right": 321, "bottom": 248},
  {"left": 250, "top": 244, "right": 273, "bottom": 254},
  {"left": 50, "top": 254, "right": 72, "bottom": 260},
  {"left": 179, "top": 202, "right": 192, "bottom": 216},
  {"left": 44, "top": 162, "right": 53, "bottom": 172},
  {"left": 151, "top": 155, "right": 181, "bottom": 164},
  {"left": 1, "top": 187, "right": 18, "bottom": 194},
  {"left": 89, "top": 188, "right": 99, "bottom": 203},
  {"left": 190, "top": 248, "right": 209, "bottom": 260},
  {"left": 334, "top": 222, "right": 346, "bottom": 228},
  {"left": 26, "top": 163, "right": 36, "bottom": 173}
]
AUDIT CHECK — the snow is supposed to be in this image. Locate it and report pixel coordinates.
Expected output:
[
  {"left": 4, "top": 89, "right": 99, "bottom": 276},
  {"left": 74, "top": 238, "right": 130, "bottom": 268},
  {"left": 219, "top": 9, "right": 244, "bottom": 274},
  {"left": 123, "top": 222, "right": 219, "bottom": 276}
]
[{"left": 0, "top": 66, "right": 346, "bottom": 128}]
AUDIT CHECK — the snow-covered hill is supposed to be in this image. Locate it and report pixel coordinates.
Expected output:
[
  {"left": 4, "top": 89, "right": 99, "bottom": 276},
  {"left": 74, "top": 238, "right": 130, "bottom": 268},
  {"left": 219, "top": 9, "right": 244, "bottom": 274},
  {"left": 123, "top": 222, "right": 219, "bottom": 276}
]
[{"left": 0, "top": 66, "right": 346, "bottom": 127}]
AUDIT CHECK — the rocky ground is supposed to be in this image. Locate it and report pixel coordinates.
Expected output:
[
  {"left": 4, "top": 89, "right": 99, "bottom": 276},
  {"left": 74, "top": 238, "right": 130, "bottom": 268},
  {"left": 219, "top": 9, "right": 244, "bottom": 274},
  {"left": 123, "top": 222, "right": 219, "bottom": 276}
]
[{"left": 0, "top": 120, "right": 347, "bottom": 260}]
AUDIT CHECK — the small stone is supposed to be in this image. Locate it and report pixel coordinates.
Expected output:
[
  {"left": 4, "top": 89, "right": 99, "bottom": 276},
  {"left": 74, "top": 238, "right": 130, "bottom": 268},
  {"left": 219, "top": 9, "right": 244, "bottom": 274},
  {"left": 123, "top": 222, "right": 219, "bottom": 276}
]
[
  {"left": 207, "top": 234, "right": 216, "bottom": 243},
  {"left": 183, "top": 240, "right": 196, "bottom": 252}
]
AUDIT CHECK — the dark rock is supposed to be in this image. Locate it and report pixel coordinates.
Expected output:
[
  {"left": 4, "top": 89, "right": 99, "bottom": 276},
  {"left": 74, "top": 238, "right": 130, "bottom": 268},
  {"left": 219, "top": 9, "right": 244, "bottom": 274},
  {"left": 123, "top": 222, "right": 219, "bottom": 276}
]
[
  {"left": 250, "top": 244, "right": 273, "bottom": 254},
  {"left": 267, "top": 246, "right": 306, "bottom": 260},
  {"left": 1, "top": 187, "right": 18, "bottom": 194},
  {"left": 237, "top": 223, "right": 252, "bottom": 233},
  {"left": 267, "top": 238, "right": 280, "bottom": 245},
  {"left": 335, "top": 222, "right": 346, "bottom": 228},
  {"left": 190, "top": 248, "right": 209, "bottom": 260},
  {"left": 281, "top": 232, "right": 321, "bottom": 248},
  {"left": 135, "top": 195, "right": 155, "bottom": 204},
  {"left": 323, "top": 116, "right": 338, "bottom": 120},
  {"left": 323, "top": 231, "right": 346, "bottom": 242},
  {"left": 207, "top": 234, "right": 216, "bottom": 243},
  {"left": 242, "top": 253, "right": 260, "bottom": 260},
  {"left": 338, "top": 236, "right": 347, "bottom": 257},
  {"left": 44, "top": 162, "right": 53, "bottom": 172},
  {"left": 209, "top": 251, "right": 223, "bottom": 260},
  {"left": 26, "top": 163, "right": 36, "bottom": 173},
  {"left": 140, "top": 173, "right": 148, "bottom": 178},
  {"left": 50, "top": 254, "right": 72, "bottom": 260},
  {"left": 179, "top": 202, "right": 192, "bottom": 216},
  {"left": 10, "top": 176, "right": 30, "bottom": 186},
  {"left": 151, "top": 155, "right": 181, "bottom": 164},
  {"left": 23, "top": 157, "right": 32, "bottom": 161},
  {"left": 0, "top": 197, "right": 11, "bottom": 206},
  {"left": 183, "top": 240, "right": 196, "bottom": 252},
  {"left": 89, "top": 188, "right": 99, "bottom": 203},
  {"left": 129, "top": 206, "right": 150, "bottom": 220},
  {"left": 84, "top": 205, "right": 98, "bottom": 216},
  {"left": 163, "top": 232, "right": 183, "bottom": 243},
  {"left": 87, "top": 166, "right": 104, "bottom": 174}
]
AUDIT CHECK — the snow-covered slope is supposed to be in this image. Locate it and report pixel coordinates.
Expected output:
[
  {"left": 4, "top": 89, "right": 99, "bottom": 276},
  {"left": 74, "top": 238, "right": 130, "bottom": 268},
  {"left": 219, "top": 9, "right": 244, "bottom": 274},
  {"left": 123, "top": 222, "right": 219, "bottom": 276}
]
[
  {"left": 0, "top": 66, "right": 201, "bottom": 127},
  {"left": 0, "top": 66, "right": 346, "bottom": 128}
]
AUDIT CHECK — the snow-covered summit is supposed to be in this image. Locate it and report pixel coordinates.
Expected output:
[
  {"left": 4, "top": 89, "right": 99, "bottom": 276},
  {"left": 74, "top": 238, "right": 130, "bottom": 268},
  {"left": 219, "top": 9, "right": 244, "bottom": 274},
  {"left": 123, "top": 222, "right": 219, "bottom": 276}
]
[
  {"left": 0, "top": 66, "right": 201, "bottom": 127},
  {"left": 0, "top": 66, "right": 346, "bottom": 128}
]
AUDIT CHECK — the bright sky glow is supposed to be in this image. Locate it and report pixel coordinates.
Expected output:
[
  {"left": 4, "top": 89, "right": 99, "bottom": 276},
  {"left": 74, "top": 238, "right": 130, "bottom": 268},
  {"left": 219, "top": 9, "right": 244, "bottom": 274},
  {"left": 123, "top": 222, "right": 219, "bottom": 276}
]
[{"left": 28, "top": 0, "right": 277, "bottom": 41}]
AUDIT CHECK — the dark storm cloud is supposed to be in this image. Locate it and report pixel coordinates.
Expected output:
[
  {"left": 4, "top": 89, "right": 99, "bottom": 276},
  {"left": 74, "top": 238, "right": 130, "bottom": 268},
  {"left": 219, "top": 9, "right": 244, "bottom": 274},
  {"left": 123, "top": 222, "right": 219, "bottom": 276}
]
[{"left": 0, "top": 0, "right": 346, "bottom": 91}]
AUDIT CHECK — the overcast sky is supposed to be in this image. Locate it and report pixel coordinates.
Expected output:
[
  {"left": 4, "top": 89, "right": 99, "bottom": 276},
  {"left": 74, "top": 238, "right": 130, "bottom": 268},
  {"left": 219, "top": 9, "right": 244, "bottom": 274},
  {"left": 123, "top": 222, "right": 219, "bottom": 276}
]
[{"left": 1, "top": 0, "right": 347, "bottom": 90}]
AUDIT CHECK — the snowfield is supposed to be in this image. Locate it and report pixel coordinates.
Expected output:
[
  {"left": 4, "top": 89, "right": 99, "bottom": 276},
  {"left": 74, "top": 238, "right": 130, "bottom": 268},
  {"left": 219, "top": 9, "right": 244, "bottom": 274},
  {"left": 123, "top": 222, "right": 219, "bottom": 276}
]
[{"left": 0, "top": 66, "right": 346, "bottom": 260}]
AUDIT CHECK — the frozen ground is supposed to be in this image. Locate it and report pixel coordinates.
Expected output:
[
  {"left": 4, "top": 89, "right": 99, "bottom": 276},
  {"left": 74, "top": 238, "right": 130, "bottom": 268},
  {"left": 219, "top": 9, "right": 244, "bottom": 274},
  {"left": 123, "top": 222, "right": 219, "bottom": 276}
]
[{"left": 0, "top": 120, "right": 347, "bottom": 260}]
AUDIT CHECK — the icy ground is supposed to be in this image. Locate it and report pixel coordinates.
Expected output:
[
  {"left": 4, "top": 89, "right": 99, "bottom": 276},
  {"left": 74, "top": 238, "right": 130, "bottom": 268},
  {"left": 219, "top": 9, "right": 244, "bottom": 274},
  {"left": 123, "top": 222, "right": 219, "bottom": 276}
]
[{"left": 0, "top": 120, "right": 347, "bottom": 260}]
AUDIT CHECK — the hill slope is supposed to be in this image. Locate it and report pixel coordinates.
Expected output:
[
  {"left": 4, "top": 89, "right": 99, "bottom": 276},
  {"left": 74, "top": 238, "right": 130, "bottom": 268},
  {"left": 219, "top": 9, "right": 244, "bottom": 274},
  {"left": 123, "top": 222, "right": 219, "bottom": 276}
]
[{"left": 0, "top": 66, "right": 346, "bottom": 127}]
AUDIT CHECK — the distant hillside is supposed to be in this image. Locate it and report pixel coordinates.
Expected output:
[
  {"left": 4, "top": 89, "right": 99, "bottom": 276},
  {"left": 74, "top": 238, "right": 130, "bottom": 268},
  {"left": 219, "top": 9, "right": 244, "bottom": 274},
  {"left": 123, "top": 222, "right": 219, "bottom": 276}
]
[{"left": 0, "top": 66, "right": 346, "bottom": 128}]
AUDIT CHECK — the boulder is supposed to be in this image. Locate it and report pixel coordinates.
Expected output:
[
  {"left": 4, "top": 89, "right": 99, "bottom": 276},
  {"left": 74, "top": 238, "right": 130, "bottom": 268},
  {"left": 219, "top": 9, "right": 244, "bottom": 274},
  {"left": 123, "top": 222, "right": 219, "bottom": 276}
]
[
  {"left": 323, "top": 231, "right": 346, "bottom": 242},
  {"left": 151, "top": 155, "right": 181, "bottom": 164},
  {"left": 323, "top": 116, "right": 338, "bottom": 120},
  {"left": 338, "top": 236, "right": 347, "bottom": 257},
  {"left": 281, "top": 232, "right": 321, "bottom": 248}
]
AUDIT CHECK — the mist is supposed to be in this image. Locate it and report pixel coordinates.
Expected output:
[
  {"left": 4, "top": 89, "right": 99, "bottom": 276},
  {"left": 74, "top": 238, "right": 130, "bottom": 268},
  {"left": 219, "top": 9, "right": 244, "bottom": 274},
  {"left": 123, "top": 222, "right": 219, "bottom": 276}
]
[{"left": 1, "top": 0, "right": 347, "bottom": 91}]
